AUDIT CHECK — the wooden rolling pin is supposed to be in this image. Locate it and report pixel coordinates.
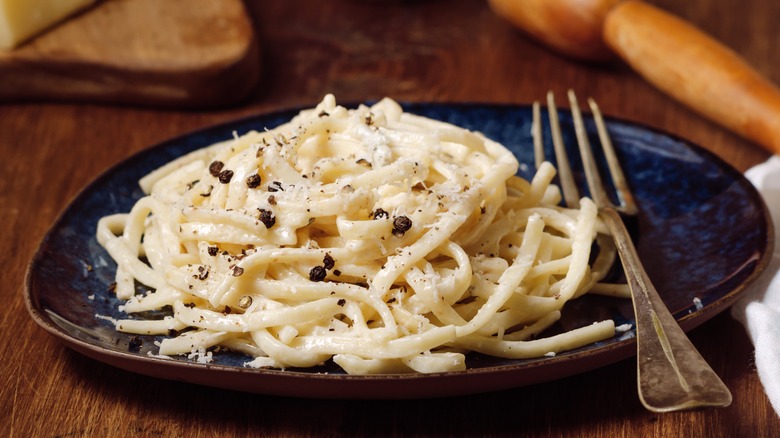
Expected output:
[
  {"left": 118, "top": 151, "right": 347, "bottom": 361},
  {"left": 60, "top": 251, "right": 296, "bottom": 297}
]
[{"left": 489, "top": 0, "right": 780, "bottom": 154}]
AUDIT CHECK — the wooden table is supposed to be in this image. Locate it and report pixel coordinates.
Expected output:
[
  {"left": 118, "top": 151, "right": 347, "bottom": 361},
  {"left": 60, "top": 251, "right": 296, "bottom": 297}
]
[{"left": 3, "top": 0, "right": 779, "bottom": 436}]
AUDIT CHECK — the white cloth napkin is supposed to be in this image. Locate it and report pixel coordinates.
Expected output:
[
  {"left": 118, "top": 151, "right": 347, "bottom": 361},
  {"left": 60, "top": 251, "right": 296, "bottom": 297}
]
[{"left": 731, "top": 155, "right": 780, "bottom": 416}]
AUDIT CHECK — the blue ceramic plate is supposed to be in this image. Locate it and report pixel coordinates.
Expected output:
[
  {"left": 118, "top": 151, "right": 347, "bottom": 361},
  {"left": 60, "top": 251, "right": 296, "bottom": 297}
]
[{"left": 25, "top": 103, "right": 773, "bottom": 399}]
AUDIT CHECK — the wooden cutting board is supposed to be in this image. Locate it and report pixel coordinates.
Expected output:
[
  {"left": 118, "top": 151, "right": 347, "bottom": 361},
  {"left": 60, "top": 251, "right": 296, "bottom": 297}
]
[{"left": 0, "top": 0, "right": 260, "bottom": 108}]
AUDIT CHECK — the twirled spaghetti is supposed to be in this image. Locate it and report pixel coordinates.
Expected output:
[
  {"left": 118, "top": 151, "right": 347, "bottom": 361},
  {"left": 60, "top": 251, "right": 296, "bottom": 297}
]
[{"left": 96, "top": 95, "right": 620, "bottom": 374}]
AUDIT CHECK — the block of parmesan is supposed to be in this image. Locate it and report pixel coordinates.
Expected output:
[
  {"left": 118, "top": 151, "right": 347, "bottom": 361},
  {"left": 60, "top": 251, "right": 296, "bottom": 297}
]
[{"left": 0, "top": 0, "right": 95, "bottom": 49}]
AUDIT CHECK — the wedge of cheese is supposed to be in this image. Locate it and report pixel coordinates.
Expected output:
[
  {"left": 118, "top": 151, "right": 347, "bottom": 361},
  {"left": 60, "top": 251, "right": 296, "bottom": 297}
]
[{"left": 0, "top": 0, "right": 95, "bottom": 49}]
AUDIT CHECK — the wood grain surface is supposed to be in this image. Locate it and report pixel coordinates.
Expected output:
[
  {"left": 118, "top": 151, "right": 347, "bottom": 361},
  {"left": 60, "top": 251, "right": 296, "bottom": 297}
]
[
  {"left": 0, "top": 0, "right": 260, "bottom": 108},
  {"left": 2, "top": 0, "right": 779, "bottom": 436}
]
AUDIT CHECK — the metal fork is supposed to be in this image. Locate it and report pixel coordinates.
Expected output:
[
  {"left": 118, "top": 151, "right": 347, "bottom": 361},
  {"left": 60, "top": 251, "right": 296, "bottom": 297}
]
[{"left": 533, "top": 90, "right": 732, "bottom": 412}]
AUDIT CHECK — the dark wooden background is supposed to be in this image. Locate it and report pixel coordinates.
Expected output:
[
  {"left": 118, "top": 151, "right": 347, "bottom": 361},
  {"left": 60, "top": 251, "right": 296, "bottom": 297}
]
[{"left": 2, "top": 0, "right": 779, "bottom": 436}]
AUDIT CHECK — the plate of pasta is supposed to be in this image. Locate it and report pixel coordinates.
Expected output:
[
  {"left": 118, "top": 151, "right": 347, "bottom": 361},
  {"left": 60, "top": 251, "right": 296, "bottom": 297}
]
[{"left": 25, "top": 96, "right": 773, "bottom": 398}]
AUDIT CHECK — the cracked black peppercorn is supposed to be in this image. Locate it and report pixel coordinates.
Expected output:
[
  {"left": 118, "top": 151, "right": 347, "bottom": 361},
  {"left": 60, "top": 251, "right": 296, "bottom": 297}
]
[
  {"left": 218, "top": 169, "right": 234, "bottom": 184},
  {"left": 309, "top": 266, "right": 327, "bottom": 282},
  {"left": 209, "top": 161, "right": 224, "bottom": 177},
  {"left": 392, "top": 215, "right": 412, "bottom": 237},
  {"left": 246, "top": 173, "right": 261, "bottom": 188},
  {"left": 267, "top": 181, "right": 283, "bottom": 192},
  {"left": 257, "top": 209, "right": 276, "bottom": 228},
  {"left": 323, "top": 253, "right": 335, "bottom": 270},
  {"left": 372, "top": 208, "right": 389, "bottom": 220}
]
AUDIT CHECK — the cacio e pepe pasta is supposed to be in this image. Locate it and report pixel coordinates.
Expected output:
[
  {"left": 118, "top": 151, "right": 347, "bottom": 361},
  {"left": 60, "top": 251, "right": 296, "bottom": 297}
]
[{"left": 96, "top": 95, "right": 622, "bottom": 374}]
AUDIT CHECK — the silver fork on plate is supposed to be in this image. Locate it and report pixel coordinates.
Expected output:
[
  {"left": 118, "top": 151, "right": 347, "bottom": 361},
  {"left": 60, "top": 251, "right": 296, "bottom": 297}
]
[{"left": 533, "top": 90, "right": 732, "bottom": 412}]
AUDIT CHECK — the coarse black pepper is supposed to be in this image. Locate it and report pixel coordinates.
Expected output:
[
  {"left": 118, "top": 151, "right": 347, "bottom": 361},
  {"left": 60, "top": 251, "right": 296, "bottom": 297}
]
[
  {"left": 323, "top": 253, "right": 335, "bottom": 270},
  {"left": 257, "top": 209, "right": 276, "bottom": 228},
  {"left": 267, "top": 181, "right": 283, "bottom": 192},
  {"left": 209, "top": 161, "right": 224, "bottom": 176},
  {"left": 309, "top": 266, "right": 327, "bottom": 282},
  {"left": 218, "top": 169, "right": 234, "bottom": 184},
  {"left": 337, "top": 298, "right": 346, "bottom": 307},
  {"left": 392, "top": 215, "right": 413, "bottom": 237},
  {"left": 372, "top": 208, "right": 389, "bottom": 220},
  {"left": 333, "top": 269, "right": 341, "bottom": 277},
  {"left": 207, "top": 246, "right": 218, "bottom": 256},
  {"left": 246, "top": 173, "right": 261, "bottom": 188},
  {"left": 231, "top": 265, "right": 244, "bottom": 277},
  {"left": 267, "top": 195, "right": 277, "bottom": 205}
]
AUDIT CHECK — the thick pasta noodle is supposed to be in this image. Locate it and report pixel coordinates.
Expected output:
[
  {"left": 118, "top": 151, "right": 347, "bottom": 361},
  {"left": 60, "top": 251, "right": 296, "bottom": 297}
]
[{"left": 96, "top": 95, "right": 622, "bottom": 374}]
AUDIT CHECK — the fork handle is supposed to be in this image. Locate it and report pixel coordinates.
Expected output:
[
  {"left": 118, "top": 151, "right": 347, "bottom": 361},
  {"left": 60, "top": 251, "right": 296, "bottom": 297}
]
[
  {"left": 603, "top": 0, "right": 780, "bottom": 154},
  {"left": 601, "top": 208, "right": 732, "bottom": 412}
]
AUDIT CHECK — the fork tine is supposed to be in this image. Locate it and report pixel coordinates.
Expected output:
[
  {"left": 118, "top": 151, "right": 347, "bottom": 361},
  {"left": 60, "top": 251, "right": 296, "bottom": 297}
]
[
  {"left": 546, "top": 91, "right": 580, "bottom": 209},
  {"left": 588, "top": 97, "right": 639, "bottom": 215},
  {"left": 568, "top": 90, "right": 612, "bottom": 210},
  {"left": 532, "top": 101, "right": 544, "bottom": 170}
]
